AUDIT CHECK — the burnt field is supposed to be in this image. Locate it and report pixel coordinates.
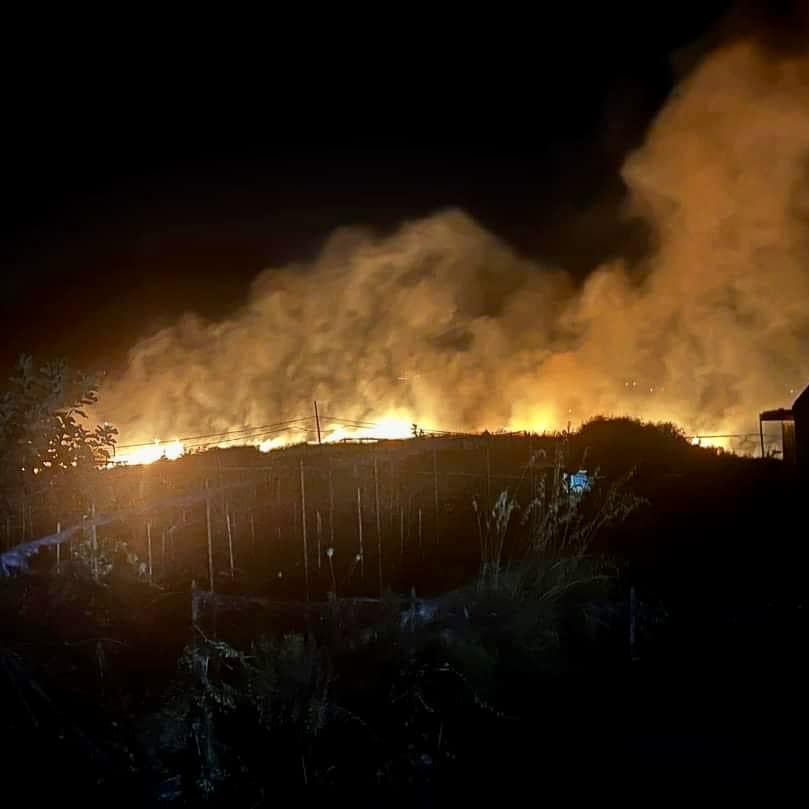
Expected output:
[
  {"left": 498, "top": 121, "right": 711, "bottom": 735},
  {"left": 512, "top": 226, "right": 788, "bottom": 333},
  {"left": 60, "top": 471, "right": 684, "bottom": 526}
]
[{"left": 2, "top": 419, "right": 808, "bottom": 800}]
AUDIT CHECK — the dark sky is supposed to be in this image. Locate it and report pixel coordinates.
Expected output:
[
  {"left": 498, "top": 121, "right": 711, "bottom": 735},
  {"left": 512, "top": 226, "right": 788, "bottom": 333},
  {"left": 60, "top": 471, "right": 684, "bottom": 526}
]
[{"left": 0, "top": 2, "right": 775, "bottom": 376}]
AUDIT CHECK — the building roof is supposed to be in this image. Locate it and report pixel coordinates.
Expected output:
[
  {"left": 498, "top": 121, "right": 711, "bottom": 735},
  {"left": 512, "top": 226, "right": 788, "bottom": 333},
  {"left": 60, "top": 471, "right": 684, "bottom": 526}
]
[
  {"left": 794, "top": 382, "right": 809, "bottom": 415},
  {"left": 760, "top": 408, "right": 794, "bottom": 422}
]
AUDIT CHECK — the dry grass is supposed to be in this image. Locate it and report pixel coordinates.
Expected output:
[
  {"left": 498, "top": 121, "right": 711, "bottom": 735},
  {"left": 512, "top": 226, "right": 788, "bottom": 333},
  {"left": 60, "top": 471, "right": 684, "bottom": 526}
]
[{"left": 475, "top": 441, "right": 644, "bottom": 601}]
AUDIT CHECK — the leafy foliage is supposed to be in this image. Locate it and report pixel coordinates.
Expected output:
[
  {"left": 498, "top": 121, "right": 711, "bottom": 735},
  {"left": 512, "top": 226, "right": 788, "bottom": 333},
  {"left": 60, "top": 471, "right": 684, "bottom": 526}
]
[
  {"left": 0, "top": 355, "right": 117, "bottom": 507},
  {"left": 159, "top": 627, "right": 343, "bottom": 798}
]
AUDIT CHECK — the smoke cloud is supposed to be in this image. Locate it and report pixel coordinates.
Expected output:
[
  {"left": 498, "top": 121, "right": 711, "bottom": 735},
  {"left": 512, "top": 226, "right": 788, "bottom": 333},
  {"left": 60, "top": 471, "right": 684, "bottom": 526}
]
[{"left": 100, "top": 37, "right": 809, "bottom": 452}]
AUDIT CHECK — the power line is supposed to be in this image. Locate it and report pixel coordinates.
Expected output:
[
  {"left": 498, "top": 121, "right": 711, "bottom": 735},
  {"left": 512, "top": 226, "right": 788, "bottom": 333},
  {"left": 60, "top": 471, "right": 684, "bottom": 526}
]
[
  {"left": 115, "top": 417, "right": 315, "bottom": 450},
  {"left": 178, "top": 424, "right": 312, "bottom": 452},
  {"left": 114, "top": 413, "right": 384, "bottom": 455},
  {"left": 322, "top": 415, "right": 379, "bottom": 428},
  {"left": 686, "top": 433, "right": 760, "bottom": 440},
  {"left": 113, "top": 413, "right": 408, "bottom": 459},
  {"left": 116, "top": 414, "right": 766, "bottom": 456}
]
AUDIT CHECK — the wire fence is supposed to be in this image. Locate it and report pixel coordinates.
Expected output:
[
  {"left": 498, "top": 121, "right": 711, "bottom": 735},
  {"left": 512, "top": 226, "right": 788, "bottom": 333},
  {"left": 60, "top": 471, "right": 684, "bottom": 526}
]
[
  {"left": 0, "top": 431, "right": 562, "bottom": 597},
  {"left": 0, "top": 418, "right": 792, "bottom": 594}
]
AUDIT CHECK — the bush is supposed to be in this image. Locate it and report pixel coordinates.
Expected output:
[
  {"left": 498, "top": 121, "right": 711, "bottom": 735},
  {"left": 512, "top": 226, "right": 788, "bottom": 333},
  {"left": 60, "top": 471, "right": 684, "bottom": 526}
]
[{"left": 0, "top": 355, "right": 117, "bottom": 524}]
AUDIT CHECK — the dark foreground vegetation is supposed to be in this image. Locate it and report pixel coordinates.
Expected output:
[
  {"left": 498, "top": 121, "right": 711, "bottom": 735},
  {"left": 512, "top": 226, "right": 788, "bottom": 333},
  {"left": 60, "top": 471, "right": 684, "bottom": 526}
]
[{"left": 2, "top": 361, "right": 808, "bottom": 801}]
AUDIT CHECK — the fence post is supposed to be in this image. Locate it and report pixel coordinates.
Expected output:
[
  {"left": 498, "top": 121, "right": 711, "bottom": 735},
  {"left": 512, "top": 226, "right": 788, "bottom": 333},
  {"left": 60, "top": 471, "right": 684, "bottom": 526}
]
[
  {"left": 173, "top": 511, "right": 180, "bottom": 566},
  {"left": 146, "top": 520, "right": 153, "bottom": 584},
  {"left": 328, "top": 466, "right": 335, "bottom": 551},
  {"left": 251, "top": 482, "right": 258, "bottom": 564},
  {"left": 276, "top": 475, "right": 282, "bottom": 546},
  {"left": 316, "top": 511, "right": 323, "bottom": 571},
  {"left": 225, "top": 503, "right": 235, "bottom": 579},
  {"left": 249, "top": 509, "right": 256, "bottom": 566},
  {"left": 205, "top": 481, "right": 214, "bottom": 593},
  {"left": 300, "top": 459, "right": 309, "bottom": 602},
  {"left": 90, "top": 502, "right": 99, "bottom": 582},
  {"left": 389, "top": 461, "right": 396, "bottom": 539},
  {"left": 356, "top": 486, "right": 364, "bottom": 577},
  {"left": 528, "top": 434, "right": 537, "bottom": 537},
  {"left": 374, "top": 454, "right": 383, "bottom": 596},
  {"left": 486, "top": 440, "right": 492, "bottom": 512},
  {"left": 433, "top": 448, "right": 440, "bottom": 546}
]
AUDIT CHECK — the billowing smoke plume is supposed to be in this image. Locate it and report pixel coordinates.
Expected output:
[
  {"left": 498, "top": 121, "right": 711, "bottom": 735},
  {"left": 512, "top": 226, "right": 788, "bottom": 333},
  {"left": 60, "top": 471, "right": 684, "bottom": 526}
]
[{"left": 100, "top": 37, "right": 809, "bottom": 451}]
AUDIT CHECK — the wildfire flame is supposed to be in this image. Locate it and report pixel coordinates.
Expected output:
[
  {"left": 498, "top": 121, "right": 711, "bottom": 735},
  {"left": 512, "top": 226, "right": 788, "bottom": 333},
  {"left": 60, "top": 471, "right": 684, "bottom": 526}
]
[
  {"left": 111, "top": 440, "right": 185, "bottom": 466},
  {"left": 110, "top": 414, "right": 417, "bottom": 466},
  {"left": 108, "top": 409, "right": 749, "bottom": 467}
]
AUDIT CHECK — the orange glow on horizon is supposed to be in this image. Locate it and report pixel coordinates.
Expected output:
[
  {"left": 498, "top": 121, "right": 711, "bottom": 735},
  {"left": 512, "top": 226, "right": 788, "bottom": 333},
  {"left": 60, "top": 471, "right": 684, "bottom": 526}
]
[
  {"left": 109, "top": 412, "right": 419, "bottom": 467},
  {"left": 106, "top": 408, "right": 752, "bottom": 467}
]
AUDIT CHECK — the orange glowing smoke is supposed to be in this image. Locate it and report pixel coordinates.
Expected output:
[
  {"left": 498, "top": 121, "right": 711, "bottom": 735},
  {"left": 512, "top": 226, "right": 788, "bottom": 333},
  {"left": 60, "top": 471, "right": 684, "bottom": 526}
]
[{"left": 98, "top": 36, "right": 809, "bottom": 465}]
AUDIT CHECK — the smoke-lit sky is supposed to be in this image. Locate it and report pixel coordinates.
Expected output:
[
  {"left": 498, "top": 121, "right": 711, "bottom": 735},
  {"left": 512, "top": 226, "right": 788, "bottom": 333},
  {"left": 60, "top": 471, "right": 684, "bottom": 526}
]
[
  {"left": 0, "top": 3, "right": 742, "bottom": 373},
  {"left": 2, "top": 2, "right": 808, "bottom": 453}
]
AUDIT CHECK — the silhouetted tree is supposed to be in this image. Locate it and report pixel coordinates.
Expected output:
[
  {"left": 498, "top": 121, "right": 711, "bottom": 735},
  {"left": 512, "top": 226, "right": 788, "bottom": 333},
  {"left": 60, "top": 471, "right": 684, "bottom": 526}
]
[{"left": 0, "top": 356, "right": 117, "bottom": 525}]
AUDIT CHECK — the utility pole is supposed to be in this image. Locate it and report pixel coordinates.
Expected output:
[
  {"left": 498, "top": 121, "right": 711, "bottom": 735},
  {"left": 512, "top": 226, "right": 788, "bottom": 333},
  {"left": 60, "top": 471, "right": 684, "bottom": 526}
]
[{"left": 313, "top": 400, "right": 322, "bottom": 445}]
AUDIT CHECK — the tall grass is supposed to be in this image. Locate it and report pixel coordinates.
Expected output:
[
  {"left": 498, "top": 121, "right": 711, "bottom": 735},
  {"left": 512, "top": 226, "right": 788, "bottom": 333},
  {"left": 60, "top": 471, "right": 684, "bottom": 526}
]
[
  {"left": 474, "top": 490, "right": 517, "bottom": 590},
  {"left": 475, "top": 442, "right": 644, "bottom": 600}
]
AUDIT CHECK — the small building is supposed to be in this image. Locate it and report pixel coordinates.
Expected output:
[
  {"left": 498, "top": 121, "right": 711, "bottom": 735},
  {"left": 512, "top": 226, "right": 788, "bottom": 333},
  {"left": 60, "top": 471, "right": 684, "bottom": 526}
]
[
  {"left": 759, "top": 407, "right": 796, "bottom": 462},
  {"left": 759, "top": 382, "right": 809, "bottom": 465},
  {"left": 794, "top": 383, "right": 809, "bottom": 467}
]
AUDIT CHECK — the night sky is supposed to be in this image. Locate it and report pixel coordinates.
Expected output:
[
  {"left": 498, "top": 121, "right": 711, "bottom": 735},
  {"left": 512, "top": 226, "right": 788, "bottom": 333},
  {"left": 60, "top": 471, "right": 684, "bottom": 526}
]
[{"left": 1, "top": 2, "right": 794, "bottom": 377}]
